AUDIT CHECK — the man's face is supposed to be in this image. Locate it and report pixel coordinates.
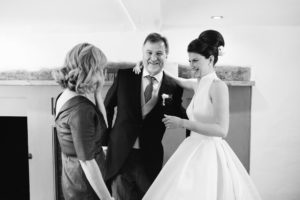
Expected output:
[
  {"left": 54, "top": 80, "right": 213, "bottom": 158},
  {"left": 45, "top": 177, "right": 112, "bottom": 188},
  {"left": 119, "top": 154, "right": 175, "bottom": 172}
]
[{"left": 142, "top": 41, "right": 167, "bottom": 76}]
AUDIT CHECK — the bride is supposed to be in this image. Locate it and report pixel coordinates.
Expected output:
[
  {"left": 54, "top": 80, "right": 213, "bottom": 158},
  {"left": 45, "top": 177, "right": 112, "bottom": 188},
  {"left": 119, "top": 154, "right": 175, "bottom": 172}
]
[{"left": 140, "top": 30, "right": 262, "bottom": 200}]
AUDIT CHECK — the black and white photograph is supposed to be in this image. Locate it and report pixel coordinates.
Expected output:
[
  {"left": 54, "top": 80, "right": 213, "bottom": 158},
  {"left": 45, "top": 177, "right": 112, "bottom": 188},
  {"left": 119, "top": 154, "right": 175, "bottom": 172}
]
[{"left": 0, "top": 0, "right": 299, "bottom": 199}]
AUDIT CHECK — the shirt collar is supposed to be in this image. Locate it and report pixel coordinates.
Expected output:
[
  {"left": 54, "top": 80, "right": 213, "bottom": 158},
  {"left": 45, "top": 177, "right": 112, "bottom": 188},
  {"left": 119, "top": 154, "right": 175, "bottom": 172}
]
[{"left": 143, "top": 68, "right": 163, "bottom": 83}]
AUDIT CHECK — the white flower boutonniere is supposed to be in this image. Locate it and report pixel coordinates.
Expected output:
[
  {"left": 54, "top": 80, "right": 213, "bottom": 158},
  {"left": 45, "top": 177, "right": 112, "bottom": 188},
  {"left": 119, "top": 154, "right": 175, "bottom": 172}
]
[{"left": 162, "top": 93, "right": 172, "bottom": 106}]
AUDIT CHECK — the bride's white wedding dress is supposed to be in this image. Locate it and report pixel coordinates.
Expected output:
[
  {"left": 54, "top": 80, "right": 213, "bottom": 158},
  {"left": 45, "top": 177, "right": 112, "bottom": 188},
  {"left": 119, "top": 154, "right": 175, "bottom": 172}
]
[{"left": 142, "top": 72, "right": 261, "bottom": 200}]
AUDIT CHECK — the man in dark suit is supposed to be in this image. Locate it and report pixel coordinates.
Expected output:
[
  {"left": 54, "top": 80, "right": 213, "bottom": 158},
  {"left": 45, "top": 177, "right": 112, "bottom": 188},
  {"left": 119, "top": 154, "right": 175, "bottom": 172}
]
[{"left": 104, "top": 33, "right": 186, "bottom": 200}]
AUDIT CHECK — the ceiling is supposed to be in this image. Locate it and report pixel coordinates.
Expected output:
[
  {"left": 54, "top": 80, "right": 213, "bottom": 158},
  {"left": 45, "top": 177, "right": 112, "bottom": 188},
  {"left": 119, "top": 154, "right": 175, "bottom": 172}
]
[{"left": 0, "top": 0, "right": 300, "bottom": 33}]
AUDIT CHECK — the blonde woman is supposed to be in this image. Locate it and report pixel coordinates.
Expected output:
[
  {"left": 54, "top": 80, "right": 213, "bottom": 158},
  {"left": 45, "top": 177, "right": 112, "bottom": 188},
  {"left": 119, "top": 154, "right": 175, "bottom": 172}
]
[{"left": 53, "top": 43, "right": 113, "bottom": 200}]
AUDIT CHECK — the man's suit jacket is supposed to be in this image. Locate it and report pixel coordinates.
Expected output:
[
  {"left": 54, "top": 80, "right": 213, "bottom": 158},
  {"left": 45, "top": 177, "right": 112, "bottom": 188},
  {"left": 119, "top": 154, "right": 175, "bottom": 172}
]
[{"left": 104, "top": 68, "right": 186, "bottom": 182}]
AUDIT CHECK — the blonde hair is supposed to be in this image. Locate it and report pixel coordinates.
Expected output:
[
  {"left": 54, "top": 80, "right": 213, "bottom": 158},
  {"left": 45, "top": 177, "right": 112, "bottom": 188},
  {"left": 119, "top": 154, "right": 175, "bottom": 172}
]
[{"left": 52, "top": 43, "right": 107, "bottom": 94}]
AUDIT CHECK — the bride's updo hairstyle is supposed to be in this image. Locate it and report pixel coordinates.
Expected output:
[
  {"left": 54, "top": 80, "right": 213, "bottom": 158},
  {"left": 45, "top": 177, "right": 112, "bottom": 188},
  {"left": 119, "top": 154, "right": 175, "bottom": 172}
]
[
  {"left": 187, "top": 30, "right": 225, "bottom": 65},
  {"left": 53, "top": 43, "right": 107, "bottom": 94}
]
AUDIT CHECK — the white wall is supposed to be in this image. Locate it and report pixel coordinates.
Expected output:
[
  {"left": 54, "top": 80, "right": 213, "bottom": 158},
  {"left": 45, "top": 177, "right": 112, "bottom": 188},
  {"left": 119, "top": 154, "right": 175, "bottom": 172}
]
[
  {"left": 1, "top": 26, "right": 300, "bottom": 200},
  {"left": 236, "top": 27, "right": 300, "bottom": 200}
]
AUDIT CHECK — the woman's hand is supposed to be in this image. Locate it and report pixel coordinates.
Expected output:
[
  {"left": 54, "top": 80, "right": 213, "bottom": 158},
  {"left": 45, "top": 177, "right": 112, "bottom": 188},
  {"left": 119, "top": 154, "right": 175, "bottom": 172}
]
[
  {"left": 162, "top": 114, "right": 184, "bottom": 129},
  {"left": 133, "top": 61, "right": 143, "bottom": 74}
]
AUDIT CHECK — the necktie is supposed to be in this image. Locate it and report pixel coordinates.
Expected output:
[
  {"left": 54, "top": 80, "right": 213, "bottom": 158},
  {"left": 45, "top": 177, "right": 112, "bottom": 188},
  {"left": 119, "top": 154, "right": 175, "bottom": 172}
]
[{"left": 144, "top": 75, "right": 156, "bottom": 103}]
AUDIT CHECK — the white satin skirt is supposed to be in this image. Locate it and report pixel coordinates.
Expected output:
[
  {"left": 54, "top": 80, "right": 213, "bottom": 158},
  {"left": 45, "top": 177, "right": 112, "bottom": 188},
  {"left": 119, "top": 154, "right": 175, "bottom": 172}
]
[{"left": 142, "top": 133, "right": 262, "bottom": 200}]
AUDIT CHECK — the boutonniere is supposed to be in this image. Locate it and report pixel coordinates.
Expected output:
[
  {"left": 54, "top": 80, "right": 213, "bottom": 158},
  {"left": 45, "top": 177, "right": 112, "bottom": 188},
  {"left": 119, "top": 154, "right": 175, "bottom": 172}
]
[{"left": 162, "top": 93, "right": 173, "bottom": 106}]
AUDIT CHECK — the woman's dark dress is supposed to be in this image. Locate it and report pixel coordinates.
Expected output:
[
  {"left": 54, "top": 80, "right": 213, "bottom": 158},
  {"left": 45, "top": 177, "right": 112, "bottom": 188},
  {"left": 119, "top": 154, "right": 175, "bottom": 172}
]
[{"left": 55, "top": 95, "right": 107, "bottom": 200}]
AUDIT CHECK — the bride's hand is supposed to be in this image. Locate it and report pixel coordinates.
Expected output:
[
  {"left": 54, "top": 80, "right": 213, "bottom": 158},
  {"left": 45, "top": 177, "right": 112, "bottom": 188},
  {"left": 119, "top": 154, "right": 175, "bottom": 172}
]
[
  {"left": 133, "top": 61, "right": 143, "bottom": 74},
  {"left": 162, "top": 114, "right": 184, "bottom": 129}
]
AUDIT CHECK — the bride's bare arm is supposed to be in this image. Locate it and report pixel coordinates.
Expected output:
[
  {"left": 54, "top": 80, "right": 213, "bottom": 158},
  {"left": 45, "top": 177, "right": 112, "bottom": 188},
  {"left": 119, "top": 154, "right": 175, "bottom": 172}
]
[{"left": 163, "top": 69, "right": 197, "bottom": 91}]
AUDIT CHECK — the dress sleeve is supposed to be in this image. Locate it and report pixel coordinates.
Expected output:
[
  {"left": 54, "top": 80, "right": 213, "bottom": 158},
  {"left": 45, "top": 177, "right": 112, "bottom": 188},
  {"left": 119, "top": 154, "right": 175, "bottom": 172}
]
[{"left": 69, "top": 104, "right": 98, "bottom": 161}]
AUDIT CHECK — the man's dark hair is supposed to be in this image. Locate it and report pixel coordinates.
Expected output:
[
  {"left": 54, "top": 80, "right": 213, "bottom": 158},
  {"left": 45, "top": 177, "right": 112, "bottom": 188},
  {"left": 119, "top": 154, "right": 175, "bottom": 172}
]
[{"left": 143, "top": 32, "right": 169, "bottom": 55}]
